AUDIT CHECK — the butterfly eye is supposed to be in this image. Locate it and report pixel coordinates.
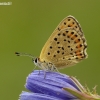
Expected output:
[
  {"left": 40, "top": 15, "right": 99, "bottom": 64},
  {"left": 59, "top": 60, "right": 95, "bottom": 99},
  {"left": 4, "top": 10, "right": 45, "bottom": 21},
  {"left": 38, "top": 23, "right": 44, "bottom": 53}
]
[{"left": 33, "top": 58, "right": 37, "bottom": 63}]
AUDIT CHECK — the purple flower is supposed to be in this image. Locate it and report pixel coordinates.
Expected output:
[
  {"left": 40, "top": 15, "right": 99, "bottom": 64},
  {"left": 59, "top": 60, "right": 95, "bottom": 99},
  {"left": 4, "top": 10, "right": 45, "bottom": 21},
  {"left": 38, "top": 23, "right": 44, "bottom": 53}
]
[
  {"left": 19, "top": 70, "right": 100, "bottom": 100},
  {"left": 19, "top": 70, "right": 80, "bottom": 100}
]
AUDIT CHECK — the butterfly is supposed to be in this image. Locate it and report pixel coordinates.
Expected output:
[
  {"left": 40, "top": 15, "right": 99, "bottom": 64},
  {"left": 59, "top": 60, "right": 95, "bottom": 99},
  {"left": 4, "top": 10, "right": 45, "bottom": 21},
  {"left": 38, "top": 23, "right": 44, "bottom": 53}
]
[{"left": 15, "top": 15, "right": 87, "bottom": 72}]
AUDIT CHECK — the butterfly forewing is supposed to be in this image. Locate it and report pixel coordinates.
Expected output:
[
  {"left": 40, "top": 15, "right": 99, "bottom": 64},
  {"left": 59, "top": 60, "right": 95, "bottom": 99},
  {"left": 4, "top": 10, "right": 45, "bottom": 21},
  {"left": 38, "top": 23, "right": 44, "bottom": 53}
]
[
  {"left": 54, "top": 15, "right": 83, "bottom": 35},
  {"left": 39, "top": 15, "right": 87, "bottom": 68}
]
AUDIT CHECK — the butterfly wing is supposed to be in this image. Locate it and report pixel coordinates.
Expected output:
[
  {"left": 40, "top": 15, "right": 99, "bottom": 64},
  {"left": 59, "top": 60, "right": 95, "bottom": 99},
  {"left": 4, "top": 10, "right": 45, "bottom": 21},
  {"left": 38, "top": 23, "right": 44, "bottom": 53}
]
[
  {"left": 39, "top": 15, "right": 87, "bottom": 68},
  {"left": 53, "top": 15, "right": 83, "bottom": 36}
]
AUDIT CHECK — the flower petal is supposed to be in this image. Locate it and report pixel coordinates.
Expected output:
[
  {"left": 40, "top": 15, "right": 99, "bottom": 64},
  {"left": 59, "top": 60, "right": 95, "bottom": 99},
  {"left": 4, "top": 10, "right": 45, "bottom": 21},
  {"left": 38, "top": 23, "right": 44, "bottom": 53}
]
[
  {"left": 25, "top": 70, "right": 78, "bottom": 99},
  {"left": 19, "top": 91, "right": 64, "bottom": 100}
]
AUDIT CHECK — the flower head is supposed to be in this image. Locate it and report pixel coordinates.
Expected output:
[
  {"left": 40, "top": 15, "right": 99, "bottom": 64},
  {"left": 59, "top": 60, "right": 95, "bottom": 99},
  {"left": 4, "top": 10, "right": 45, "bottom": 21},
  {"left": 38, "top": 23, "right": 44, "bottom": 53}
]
[{"left": 19, "top": 70, "right": 100, "bottom": 100}]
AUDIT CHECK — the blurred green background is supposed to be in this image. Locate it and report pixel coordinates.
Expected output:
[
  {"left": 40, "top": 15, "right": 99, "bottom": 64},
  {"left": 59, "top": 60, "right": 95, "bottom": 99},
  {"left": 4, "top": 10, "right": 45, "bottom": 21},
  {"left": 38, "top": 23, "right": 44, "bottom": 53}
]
[{"left": 0, "top": 0, "right": 100, "bottom": 100}]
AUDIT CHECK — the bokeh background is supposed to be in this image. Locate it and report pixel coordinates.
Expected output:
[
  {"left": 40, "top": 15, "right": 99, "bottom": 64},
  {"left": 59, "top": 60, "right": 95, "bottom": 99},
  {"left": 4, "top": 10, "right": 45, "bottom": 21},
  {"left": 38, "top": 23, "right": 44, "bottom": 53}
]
[{"left": 0, "top": 0, "right": 100, "bottom": 100}]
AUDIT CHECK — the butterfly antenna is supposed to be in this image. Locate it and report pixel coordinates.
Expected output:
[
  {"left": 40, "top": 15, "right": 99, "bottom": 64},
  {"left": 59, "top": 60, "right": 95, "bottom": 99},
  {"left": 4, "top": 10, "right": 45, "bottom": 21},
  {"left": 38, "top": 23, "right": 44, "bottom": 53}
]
[{"left": 15, "top": 52, "right": 35, "bottom": 59}]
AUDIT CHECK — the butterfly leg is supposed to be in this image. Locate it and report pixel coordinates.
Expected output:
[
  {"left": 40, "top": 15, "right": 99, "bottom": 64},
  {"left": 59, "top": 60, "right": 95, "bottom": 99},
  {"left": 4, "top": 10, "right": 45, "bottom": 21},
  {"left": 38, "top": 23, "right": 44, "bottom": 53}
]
[
  {"left": 33, "top": 65, "right": 37, "bottom": 71},
  {"left": 54, "top": 67, "right": 60, "bottom": 73},
  {"left": 43, "top": 71, "right": 47, "bottom": 79},
  {"left": 38, "top": 70, "right": 40, "bottom": 75},
  {"left": 51, "top": 65, "right": 60, "bottom": 73}
]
